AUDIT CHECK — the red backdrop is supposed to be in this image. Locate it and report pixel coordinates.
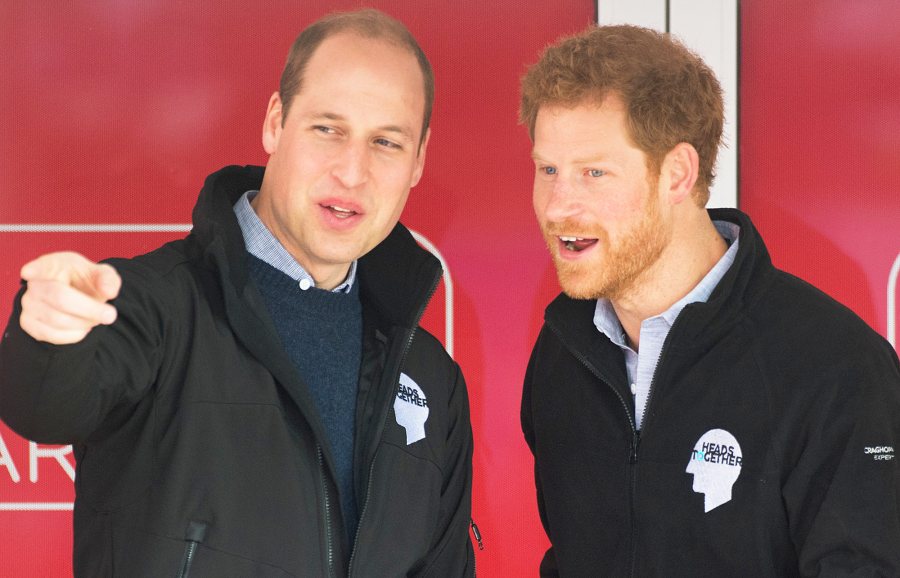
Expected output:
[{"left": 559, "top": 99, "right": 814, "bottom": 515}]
[
  {"left": 2, "top": 1, "right": 898, "bottom": 577},
  {"left": 740, "top": 1, "right": 900, "bottom": 344}
]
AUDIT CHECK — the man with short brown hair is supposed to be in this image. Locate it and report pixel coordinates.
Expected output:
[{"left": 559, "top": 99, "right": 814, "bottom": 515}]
[
  {"left": 0, "top": 9, "right": 474, "bottom": 577},
  {"left": 521, "top": 24, "right": 900, "bottom": 576}
]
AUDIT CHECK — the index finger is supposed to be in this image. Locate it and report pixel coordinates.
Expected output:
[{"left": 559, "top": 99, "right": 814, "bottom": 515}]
[{"left": 25, "top": 279, "right": 118, "bottom": 327}]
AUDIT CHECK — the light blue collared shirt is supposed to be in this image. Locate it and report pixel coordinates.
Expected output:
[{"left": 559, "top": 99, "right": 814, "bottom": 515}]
[
  {"left": 593, "top": 221, "right": 740, "bottom": 430},
  {"left": 233, "top": 190, "right": 357, "bottom": 293}
]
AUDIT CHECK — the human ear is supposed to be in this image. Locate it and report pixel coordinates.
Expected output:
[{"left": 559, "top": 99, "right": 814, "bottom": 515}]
[
  {"left": 664, "top": 142, "right": 699, "bottom": 205},
  {"left": 410, "top": 128, "right": 431, "bottom": 188},
  {"left": 262, "top": 92, "right": 283, "bottom": 155}
]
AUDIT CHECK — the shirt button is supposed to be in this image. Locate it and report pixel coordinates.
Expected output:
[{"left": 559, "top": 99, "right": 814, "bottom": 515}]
[
  {"left": 298, "top": 278, "right": 312, "bottom": 290},
  {"left": 630, "top": 383, "right": 637, "bottom": 395}
]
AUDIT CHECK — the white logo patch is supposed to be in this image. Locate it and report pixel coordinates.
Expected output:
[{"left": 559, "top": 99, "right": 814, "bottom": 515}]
[
  {"left": 864, "top": 446, "right": 895, "bottom": 461},
  {"left": 394, "top": 373, "right": 429, "bottom": 445},
  {"left": 686, "top": 428, "right": 743, "bottom": 512}
]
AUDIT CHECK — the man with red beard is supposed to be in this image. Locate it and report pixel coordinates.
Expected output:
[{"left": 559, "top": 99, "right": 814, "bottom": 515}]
[{"left": 520, "top": 24, "right": 900, "bottom": 577}]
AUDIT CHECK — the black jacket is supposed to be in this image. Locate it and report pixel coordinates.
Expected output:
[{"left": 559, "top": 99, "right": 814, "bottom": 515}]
[
  {"left": 0, "top": 165, "right": 474, "bottom": 577},
  {"left": 522, "top": 208, "right": 900, "bottom": 577}
]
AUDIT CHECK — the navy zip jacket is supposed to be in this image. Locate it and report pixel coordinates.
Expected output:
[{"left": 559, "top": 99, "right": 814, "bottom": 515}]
[
  {"left": 0, "top": 165, "right": 475, "bottom": 577},
  {"left": 522, "top": 208, "right": 900, "bottom": 577}
]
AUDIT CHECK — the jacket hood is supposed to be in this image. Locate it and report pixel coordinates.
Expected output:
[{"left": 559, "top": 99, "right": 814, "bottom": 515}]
[{"left": 189, "top": 165, "right": 442, "bottom": 330}]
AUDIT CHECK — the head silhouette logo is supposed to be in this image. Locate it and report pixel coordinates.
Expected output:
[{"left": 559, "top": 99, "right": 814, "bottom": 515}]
[
  {"left": 686, "top": 429, "right": 743, "bottom": 512},
  {"left": 394, "top": 373, "right": 429, "bottom": 445}
]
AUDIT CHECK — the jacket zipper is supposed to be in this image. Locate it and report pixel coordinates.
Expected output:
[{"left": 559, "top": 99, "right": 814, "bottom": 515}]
[
  {"left": 546, "top": 323, "right": 636, "bottom": 432},
  {"left": 470, "top": 518, "right": 483, "bottom": 551},
  {"left": 548, "top": 313, "right": 685, "bottom": 576},
  {"left": 348, "top": 268, "right": 442, "bottom": 577},
  {"left": 627, "top": 317, "right": 681, "bottom": 576},
  {"left": 347, "top": 446, "right": 380, "bottom": 576},
  {"left": 471, "top": 518, "right": 482, "bottom": 577},
  {"left": 317, "top": 446, "right": 336, "bottom": 578},
  {"left": 628, "top": 431, "right": 641, "bottom": 577},
  {"left": 178, "top": 542, "right": 198, "bottom": 578},
  {"left": 636, "top": 311, "right": 684, "bottom": 432},
  {"left": 177, "top": 520, "right": 208, "bottom": 578},
  {"left": 546, "top": 321, "right": 640, "bottom": 577},
  {"left": 419, "top": 517, "right": 481, "bottom": 578},
  {"left": 347, "top": 325, "right": 417, "bottom": 576}
]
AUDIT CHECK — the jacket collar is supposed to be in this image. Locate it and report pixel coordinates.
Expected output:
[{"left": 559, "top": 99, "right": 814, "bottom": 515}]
[
  {"left": 190, "top": 164, "right": 442, "bottom": 330},
  {"left": 544, "top": 208, "right": 775, "bottom": 357}
]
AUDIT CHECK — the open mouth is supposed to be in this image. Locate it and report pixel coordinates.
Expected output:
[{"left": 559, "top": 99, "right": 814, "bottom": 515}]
[
  {"left": 324, "top": 204, "right": 359, "bottom": 219},
  {"left": 559, "top": 235, "right": 598, "bottom": 252}
]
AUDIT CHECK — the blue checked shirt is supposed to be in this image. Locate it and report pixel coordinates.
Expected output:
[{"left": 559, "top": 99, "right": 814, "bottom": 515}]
[
  {"left": 593, "top": 221, "right": 740, "bottom": 430},
  {"left": 233, "top": 191, "right": 357, "bottom": 293}
]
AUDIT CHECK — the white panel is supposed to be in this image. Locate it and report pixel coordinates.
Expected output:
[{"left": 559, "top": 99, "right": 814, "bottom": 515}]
[
  {"left": 889, "top": 252, "right": 899, "bottom": 348},
  {"left": 597, "top": 0, "right": 666, "bottom": 30},
  {"left": 597, "top": 0, "right": 739, "bottom": 209},
  {"left": 670, "top": 0, "right": 739, "bottom": 208}
]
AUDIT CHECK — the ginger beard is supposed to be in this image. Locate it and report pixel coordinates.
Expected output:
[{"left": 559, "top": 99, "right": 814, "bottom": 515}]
[{"left": 542, "top": 176, "right": 672, "bottom": 301}]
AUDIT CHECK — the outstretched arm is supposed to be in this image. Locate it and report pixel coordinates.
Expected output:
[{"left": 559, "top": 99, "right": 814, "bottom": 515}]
[{"left": 0, "top": 252, "right": 162, "bottom": 444}]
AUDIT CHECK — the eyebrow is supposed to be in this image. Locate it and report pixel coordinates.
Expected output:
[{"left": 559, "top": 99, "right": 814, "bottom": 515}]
[
  {"left": 312, "top": 112, "right": 415, "bottom": 141},
  {"left": 531, "top": 151, "right": 608, "bottom": 164},
  {"left": 571, "top": 155, "right": 609, "bottom": 165}
]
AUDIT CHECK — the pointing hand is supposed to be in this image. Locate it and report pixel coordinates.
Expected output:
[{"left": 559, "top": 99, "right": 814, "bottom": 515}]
[{"left": 18, "top": 252, "right": 122, "bottom": 345}]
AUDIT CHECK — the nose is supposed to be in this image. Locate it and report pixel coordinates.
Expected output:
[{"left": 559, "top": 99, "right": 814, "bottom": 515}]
[
  {"left": 538, "top": 174, "right": 580, "bottom": 222},
  {"left": 332, "top": 140, "right": 370, "bottom": 189}
]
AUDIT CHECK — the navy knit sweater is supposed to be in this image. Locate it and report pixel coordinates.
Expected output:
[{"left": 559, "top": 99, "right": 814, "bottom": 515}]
[{"left": 248, "top": 255, "right": 363, "bottom": 543}]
